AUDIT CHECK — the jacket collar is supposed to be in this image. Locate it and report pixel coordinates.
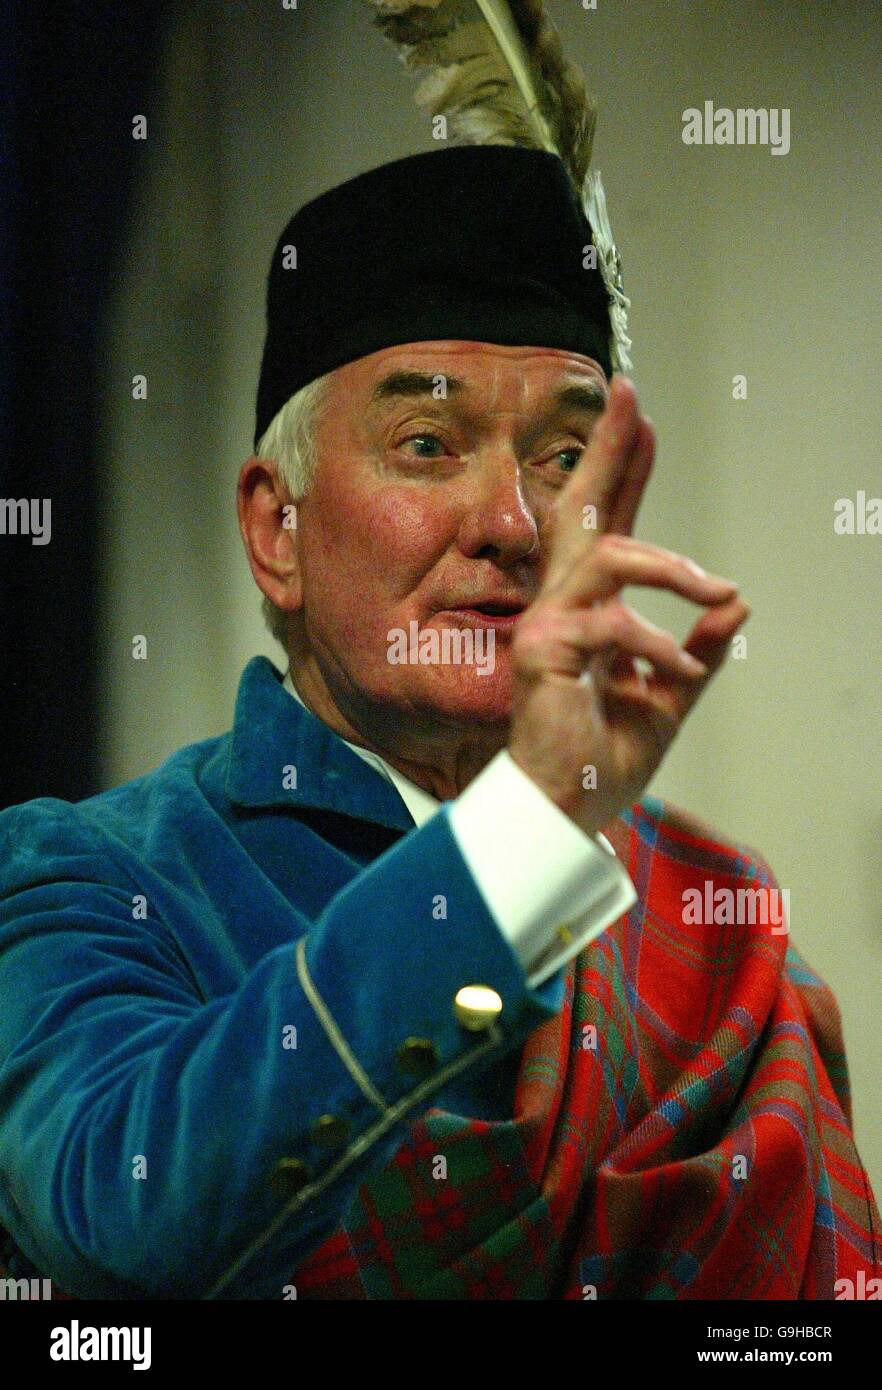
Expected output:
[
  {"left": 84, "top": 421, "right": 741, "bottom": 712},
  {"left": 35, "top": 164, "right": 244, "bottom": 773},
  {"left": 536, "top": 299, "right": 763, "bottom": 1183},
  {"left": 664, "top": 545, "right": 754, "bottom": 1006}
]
[{"left": 224, "top": 656, "right": 416, "bottom": 831}]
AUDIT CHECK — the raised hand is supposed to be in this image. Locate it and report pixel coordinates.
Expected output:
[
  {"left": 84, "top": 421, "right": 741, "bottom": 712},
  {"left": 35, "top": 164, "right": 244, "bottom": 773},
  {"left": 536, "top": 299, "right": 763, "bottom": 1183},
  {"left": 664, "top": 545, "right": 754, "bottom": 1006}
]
[{"left": 508, "top": 376, "right": 750, "bottom": 838}]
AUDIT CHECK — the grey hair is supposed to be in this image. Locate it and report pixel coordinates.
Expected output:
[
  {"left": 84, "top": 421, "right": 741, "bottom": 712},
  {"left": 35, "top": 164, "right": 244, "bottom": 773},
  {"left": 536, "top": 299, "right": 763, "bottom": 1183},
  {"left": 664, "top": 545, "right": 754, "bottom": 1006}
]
[{"left": 253, "top": 372, "right": 333, "bottom": 647}]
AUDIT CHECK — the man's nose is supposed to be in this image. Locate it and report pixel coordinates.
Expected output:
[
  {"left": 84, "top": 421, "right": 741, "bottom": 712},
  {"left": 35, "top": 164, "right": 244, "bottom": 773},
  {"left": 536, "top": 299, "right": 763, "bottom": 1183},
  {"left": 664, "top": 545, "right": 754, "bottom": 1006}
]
[{"left": 455, "top": 451, "right": 540, "bottom": 565}]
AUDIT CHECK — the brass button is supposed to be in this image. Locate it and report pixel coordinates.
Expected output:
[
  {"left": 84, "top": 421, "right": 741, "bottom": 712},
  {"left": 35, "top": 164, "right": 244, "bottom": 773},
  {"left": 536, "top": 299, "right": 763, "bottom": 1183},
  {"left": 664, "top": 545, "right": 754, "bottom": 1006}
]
[
  {"left": 270, "top": 1157, "right": 311, "bottom": 1199},
  {"left": 310, "top": 1113, "right": 350, "bottom": 1149},
  {"left": 396, "top": 1036, "right": 439, "bottom": 1078},
  {"left": 454, "top": 985, "right": 503, "bottom": 1032}
]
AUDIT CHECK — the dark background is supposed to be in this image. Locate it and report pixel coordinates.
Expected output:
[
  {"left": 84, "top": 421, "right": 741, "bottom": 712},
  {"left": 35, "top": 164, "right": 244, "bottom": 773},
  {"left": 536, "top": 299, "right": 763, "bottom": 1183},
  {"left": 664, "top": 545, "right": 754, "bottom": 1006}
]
[{"left": 1, "top": 0, "right": 174, "bottom": 808}]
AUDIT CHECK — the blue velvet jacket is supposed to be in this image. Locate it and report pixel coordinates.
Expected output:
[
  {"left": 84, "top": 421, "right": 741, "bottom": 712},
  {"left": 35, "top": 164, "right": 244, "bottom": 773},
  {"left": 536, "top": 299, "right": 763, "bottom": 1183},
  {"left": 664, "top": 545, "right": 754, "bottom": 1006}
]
[{"left": 0, "top": 656, "right": 566, "bottom": 1298}]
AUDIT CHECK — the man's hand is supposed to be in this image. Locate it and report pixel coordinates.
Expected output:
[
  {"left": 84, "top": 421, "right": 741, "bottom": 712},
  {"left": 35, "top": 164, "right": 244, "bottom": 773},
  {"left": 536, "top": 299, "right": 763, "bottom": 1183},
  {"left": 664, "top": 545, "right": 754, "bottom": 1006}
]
[{"left": 508, "top": 376, "right": 750, "bottom": 838}]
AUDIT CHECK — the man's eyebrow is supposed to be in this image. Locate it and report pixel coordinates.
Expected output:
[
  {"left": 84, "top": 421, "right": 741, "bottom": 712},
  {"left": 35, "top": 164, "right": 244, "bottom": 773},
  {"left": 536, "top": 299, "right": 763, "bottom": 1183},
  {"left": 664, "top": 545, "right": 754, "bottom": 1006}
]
[
  {"left": 552, "top": 382, "right": 608, "bottom": 415},
  {"left": 368, "top": 371, "right": 466, "bottom": 407},
  {"left": 366, "top": 370, "right": 607, "bottom": 416}
]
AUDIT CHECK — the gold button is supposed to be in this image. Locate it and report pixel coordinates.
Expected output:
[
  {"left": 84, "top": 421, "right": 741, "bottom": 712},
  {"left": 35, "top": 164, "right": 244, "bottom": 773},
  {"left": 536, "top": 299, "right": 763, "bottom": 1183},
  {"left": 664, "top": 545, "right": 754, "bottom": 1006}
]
[
  {"left": 270, "top": 1157, "right": 311, "bottom": 1199},
  {"left": 310, "top": 1113, "right": 350, "bottom": 1149},
  {"left": 454, "top": 985, "right": 503, "bottom": 1031},
  {"left": 396, "top": 1036, "right": 439, "bottom": 1077}
]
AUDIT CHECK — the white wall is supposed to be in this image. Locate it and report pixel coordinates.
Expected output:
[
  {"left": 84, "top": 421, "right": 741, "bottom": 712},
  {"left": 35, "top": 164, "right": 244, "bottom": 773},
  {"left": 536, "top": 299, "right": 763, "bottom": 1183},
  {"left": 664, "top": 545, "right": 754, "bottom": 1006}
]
[{"left": 97, "top": 0, "right": 881, "bottom": 1199}]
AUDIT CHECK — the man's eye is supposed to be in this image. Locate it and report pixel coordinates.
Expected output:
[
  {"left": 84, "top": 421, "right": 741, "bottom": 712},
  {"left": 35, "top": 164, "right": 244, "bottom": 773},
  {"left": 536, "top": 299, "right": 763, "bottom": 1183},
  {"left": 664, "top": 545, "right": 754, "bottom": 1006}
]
[
  {"left": 399, "top": 433, "right": 447, "bottom": 458},
  {"left": 553, "top": 447, "right": 584, "bottom": 473}
]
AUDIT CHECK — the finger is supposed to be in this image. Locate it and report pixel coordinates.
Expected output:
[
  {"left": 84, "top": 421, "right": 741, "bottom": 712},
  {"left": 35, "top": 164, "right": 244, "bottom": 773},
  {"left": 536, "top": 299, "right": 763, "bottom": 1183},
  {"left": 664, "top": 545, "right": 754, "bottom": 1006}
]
[
  {"left": 544, "top": 376, "right": 641, "bottom": 590},
  {"left": 581, "top": 646, "right": 648, "bottom": 702},
  {"left": 603, "top": 650, "right": 640, "bottom": 681},
  {"left": 605, "top": 415, "right": 655, "bottom": 539},
  {"left": 609, "top": 596, "right": 751, "bottom": 723},
  {"left": 549, "top": 603, "right": 710, "bottom": 683},
  {"left": 681, "top": 596, "right": 752, "bottom": 673},
  {"left": 555, "top": 531, "right": 739, "bottom": 609}
]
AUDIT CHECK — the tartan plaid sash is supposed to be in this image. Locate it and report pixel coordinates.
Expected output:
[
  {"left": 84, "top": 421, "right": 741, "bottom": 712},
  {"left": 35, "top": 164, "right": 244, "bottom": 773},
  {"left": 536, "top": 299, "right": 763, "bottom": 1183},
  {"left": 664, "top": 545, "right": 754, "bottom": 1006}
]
[{"left": 291, "top": 797, "right": 882, "bottom": 1299}]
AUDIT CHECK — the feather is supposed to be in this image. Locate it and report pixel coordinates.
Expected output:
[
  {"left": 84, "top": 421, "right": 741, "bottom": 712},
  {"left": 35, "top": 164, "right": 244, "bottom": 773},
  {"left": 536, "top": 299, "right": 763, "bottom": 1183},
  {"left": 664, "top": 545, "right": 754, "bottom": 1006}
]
[{"left": 362, "top": 0, "right": 632, "bottom": 372}]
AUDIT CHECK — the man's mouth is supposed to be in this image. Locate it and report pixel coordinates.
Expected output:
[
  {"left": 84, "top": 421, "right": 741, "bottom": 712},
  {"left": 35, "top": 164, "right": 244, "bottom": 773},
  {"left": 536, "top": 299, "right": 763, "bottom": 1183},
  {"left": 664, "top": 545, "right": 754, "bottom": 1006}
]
[{"left": 438, "top": 599, "right": 526, "bottom": 630}]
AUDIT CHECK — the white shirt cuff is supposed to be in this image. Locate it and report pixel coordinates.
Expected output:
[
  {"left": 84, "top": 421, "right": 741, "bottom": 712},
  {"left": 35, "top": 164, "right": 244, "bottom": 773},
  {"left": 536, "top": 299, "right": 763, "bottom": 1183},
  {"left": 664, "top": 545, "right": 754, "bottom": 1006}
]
[{"left": 447, "top": 749, "right": 638, "bottom": 987}]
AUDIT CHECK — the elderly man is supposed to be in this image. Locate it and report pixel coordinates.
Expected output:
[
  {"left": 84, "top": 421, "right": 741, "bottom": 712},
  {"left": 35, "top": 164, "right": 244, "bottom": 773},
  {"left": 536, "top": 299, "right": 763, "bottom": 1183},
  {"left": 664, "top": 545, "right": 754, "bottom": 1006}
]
[{"left": 0, "top": 146, "right": 878, "bottom": 1301}]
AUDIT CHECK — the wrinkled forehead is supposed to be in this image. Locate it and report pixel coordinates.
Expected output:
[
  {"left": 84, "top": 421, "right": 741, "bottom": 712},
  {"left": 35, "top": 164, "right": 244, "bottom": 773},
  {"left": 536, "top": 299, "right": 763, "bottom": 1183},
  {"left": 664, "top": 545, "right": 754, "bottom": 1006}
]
[{"left": 337, "top": 340, "right": 609, "bottom": 414}]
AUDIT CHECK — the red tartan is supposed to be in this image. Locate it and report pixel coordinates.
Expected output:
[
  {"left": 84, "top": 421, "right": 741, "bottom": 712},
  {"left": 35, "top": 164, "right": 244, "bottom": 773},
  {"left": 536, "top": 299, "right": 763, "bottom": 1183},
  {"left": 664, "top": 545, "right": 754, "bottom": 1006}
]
[{"left": 289, "top": 796, "right": 882, "bottom": 1299}]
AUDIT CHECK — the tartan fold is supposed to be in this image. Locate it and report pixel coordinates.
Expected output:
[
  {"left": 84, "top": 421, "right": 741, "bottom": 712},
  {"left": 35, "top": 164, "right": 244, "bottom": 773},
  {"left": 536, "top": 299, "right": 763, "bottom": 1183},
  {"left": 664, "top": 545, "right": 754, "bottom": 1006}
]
[{"left": 288, "top": 795, "right": 881, "bottom": 1300}]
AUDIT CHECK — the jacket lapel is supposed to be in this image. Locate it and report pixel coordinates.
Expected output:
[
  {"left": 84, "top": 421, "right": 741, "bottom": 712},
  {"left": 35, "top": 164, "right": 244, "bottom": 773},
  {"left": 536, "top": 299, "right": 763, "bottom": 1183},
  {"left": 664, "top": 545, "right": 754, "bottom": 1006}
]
[{"left": 223, "top": 656, "right": 416, "bottom": 832}]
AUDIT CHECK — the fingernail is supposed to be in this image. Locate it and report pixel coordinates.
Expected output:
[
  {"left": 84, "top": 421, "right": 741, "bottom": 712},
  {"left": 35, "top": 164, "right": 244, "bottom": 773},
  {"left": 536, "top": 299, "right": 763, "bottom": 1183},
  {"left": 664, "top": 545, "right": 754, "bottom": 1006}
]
[
  {"left": 681, "top": 652, "right": 708, "bottom": 675},
  {"left": 685, "top": 559, "right": 736, "bottom": 588}
]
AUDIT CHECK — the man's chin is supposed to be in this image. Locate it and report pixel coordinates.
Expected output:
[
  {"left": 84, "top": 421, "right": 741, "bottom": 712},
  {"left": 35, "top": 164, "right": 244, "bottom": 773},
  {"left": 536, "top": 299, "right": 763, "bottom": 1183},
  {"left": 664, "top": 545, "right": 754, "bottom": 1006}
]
[{"left": 404, "top": 662, "right": 513, "bottom": 728}]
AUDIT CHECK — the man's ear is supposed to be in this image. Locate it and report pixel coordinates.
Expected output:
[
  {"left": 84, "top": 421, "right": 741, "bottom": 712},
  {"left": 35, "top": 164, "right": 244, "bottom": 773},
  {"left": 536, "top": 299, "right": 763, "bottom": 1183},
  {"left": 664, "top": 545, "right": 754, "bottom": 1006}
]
[{"left": 236, "top": 458, "right": 303, "bottom": 613}]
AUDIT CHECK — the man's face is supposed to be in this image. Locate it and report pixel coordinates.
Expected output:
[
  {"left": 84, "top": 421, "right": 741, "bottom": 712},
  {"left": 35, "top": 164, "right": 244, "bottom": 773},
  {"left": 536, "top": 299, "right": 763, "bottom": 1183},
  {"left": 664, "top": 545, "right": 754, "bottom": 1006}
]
[{"left": 292, "top": 340, "right": 607, "bottom": 732}]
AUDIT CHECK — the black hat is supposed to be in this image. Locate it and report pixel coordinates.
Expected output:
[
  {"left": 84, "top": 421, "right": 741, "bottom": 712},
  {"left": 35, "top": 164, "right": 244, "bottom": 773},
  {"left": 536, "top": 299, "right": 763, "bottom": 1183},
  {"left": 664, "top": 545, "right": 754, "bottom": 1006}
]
[{"left": 253, "top": 145, "right": 617, "bottom": 451}]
